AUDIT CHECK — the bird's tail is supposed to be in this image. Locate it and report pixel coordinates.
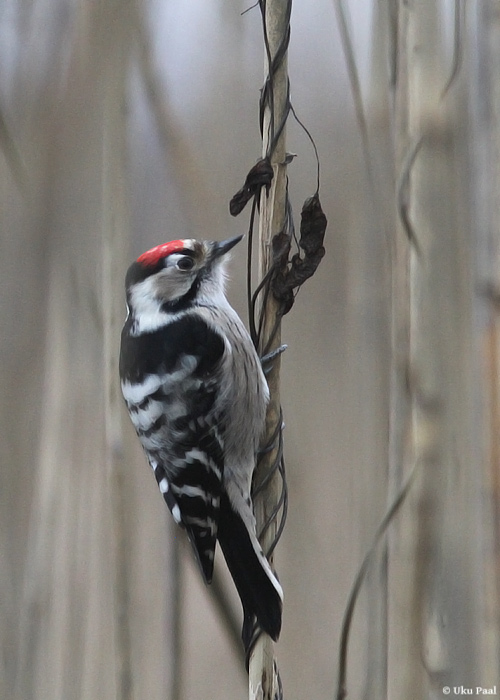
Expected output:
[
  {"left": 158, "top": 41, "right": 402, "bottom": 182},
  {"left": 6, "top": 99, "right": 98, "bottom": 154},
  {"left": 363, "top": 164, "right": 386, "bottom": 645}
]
[{"left": 217, "top": 490, "right": 283, "bottom": 651}]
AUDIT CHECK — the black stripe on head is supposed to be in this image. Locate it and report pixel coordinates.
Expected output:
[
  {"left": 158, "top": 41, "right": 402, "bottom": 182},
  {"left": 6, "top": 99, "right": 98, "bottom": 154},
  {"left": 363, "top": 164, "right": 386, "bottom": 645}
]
[
  {"left": 125, "top": 247, "right": 198, "bottom": 288},
  {"left": 125, "top": 252, "right": 203, "bottom": 315},
  {"left": 125, "top": 260, "right": 161, "bottom": 288},
  {"left": 160, "top": 274, "right": 201, "bottom": 313}
]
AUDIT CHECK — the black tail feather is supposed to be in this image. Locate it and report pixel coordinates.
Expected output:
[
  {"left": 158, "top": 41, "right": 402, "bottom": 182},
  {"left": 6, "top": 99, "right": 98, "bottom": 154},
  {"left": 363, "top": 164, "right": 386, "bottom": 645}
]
[
  {"left": 217, "top": 492, "right": 282, "bottom": 650},
  {"left": 242, "top": 609, "right": 258, "bottom": 656}
]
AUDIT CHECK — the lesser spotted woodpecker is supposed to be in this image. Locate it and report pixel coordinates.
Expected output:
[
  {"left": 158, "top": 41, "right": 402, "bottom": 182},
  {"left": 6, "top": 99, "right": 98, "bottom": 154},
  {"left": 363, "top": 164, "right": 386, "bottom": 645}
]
[{"left": 119, "top": 235, "right": 282, "bottom": 648}]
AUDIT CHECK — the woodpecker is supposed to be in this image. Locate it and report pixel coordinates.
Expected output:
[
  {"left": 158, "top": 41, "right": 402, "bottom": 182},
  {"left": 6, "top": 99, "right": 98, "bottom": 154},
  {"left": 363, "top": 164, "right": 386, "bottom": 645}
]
[{"left": 119, "top": 235, "right": 282, "bottom": 648}]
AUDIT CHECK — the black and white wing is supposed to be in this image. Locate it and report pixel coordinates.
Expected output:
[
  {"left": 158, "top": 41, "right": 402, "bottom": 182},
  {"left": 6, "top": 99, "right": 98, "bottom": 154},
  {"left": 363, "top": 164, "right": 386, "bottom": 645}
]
[{"left": 120, "top": 314, "right": 227, "bottom": 583}]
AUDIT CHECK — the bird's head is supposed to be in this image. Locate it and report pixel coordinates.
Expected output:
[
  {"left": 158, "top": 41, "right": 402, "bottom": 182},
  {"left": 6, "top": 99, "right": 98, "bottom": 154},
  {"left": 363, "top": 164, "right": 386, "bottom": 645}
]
[{"left": 124, "top": 235, "right": 243, "bottom": 325}]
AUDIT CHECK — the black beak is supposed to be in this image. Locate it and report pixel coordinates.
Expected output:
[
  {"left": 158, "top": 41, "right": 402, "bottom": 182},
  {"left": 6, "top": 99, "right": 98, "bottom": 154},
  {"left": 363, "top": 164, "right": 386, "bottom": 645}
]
[{"left": 212, "top": 235, "right": 244, "bottom": 258}]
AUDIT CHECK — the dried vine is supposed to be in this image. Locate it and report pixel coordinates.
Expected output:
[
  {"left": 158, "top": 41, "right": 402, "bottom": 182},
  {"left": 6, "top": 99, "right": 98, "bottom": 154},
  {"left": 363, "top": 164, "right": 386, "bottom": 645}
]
[{"left": 229, "top": 2, "right": 327, "bottom": 697}]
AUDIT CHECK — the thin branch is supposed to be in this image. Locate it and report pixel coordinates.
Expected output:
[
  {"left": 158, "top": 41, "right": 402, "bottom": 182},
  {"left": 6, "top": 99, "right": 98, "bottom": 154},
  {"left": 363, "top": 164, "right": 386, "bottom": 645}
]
[
  {"left": 335, "top": 460, "right": 419, "bottom": 700},
  {"left": 441, "top": 0, "right": 464, "bottom": 98},
  {"left": 334, "top": 0, "right": 372, "bottom": 184},
  {"left": 0, "top": 103, "right": 27, "bottom": 191},
  {"left": 396, "top": 135, "right": 424, "bottom": 254}
]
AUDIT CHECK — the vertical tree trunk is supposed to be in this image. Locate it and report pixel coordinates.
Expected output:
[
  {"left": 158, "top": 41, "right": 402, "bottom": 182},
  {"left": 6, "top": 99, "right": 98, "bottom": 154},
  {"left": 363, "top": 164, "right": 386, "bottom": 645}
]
[
  {"left": 100, "top": 1, "right": 134, "bottom": 697},
  {"left": 13, "top": 3, "right": 138, "bottom": 698},
  {"left": 249, "top": 2, "right": 290, "bottom": 699},
  {"left": 388, "top": 1, "right": 494, "bottom": 696},
  {"left": 471, "top": 0, "right": 500, "bottom": 681}
]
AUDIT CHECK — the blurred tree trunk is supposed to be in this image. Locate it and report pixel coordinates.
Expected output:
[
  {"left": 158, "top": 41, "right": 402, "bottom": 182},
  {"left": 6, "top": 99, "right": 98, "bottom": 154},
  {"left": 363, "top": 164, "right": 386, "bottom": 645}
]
[
  {"left": 387, "top": 1, "right": 500, "bottom": 697},
  {"left": 15, "top": 1, "right": 133, "bottom": 697},
  {"left": 473, "top": 0, "right": 500, "bottom": 679},
  {"left": 5, "top": 2, "right": 173, "bottom": 699}
]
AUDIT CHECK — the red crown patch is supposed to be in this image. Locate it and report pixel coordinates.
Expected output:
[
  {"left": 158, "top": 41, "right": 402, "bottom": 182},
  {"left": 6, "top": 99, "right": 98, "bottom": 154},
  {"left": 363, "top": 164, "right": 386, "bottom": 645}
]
[{"left": 137, "top": 240, "right": 186, "bottom": 267}]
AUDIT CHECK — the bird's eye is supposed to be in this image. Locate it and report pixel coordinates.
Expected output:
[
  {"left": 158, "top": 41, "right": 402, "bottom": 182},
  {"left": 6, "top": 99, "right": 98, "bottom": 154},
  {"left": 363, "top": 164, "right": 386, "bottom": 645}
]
[{"left": 177, "top": 256, "right": 194, "bottom": 271}]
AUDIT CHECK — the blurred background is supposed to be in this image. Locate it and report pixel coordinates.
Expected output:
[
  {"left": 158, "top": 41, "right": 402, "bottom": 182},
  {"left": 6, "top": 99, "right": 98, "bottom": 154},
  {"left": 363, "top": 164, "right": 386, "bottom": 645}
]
[{"left": 1, "top": 1, "right": 499, "bottom": 699}]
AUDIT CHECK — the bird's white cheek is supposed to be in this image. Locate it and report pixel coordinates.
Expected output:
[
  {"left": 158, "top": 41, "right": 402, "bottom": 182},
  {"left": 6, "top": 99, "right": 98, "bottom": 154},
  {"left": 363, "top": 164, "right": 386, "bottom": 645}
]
[{"left": 155, "top": 273, "right": 195, "bottom": 301}]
